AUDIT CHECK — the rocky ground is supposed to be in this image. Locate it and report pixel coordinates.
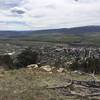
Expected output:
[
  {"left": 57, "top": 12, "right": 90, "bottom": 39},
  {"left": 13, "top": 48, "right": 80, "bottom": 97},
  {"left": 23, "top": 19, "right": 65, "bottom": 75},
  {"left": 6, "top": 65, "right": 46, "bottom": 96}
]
[{"left": 0, "top": 66, "right": 100, "bottom": 100}]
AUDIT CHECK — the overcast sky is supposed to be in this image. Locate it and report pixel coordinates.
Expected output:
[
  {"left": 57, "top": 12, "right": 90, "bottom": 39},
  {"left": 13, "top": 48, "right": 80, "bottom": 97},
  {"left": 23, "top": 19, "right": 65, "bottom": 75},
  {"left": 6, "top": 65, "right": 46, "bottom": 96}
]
[{"left": 0, "top": 0, "right": 100, "bottom": 30}]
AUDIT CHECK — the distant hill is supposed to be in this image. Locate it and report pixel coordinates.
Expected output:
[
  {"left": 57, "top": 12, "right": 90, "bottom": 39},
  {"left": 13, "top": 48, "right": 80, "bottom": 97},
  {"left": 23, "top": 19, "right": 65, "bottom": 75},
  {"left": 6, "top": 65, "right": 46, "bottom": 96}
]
[
  {"left": 0, "top": 31, "right": 33, "bottom": 38},
  {"left": 30, "top": 26, "right": 100, "bottom": 35},
  {"left": 0, "top": 26, "right": 100, "bottom": 38}
]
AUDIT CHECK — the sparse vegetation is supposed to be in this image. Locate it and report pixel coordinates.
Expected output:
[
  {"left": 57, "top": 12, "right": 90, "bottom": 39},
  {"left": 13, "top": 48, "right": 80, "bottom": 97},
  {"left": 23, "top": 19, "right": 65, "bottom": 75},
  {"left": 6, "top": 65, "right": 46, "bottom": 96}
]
[
  {"left": 0, "top": 67, "right": 99, "bottom": 100},
  {"left": 0, "top": 28, "right": 100, "bottom": 100},
  {"left": 70, "top": 56, "right": 100, "bottom": 74},
  {"left": 15, "top": 47, "right": 39, "bottom": 68},
  {"left": 0, "top": 54, "right": 13, "bottom": 69}
]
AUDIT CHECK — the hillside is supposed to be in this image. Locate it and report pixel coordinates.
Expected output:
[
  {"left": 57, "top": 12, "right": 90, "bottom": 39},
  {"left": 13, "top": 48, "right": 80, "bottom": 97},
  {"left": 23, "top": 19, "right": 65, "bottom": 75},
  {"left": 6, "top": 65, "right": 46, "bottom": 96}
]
[
  {"left": 0, "top": 67, "right": 100, "bottom": 100},
  {"left": 0, "top": 26, "right": 100, "bottom": 37},
  {"left": 29, "top": 26, "right": 100, "bottom": 35},
  {"left": 0, "top": 26, "right": 100, "bottom": 46}
]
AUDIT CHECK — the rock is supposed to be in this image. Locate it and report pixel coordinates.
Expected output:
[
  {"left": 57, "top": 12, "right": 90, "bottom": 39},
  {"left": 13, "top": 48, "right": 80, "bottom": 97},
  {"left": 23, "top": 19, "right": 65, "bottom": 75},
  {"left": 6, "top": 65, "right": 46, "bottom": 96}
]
[
  {"left": 27, "top": 64, "right": 38, "bottom": 69},
  {"left": 73, "top": 70, "right": 82, "bottom": 75},
  {"left": 66, "top": 61, "right": 73, "bottom": 65},
  {"left": 7, "top": 52, "right": 15, "bottom": 56},
  {"left": 49, "top": 72, "right": 53, "bottom": 74},
  {"left": 0, "top": 74, "right": 4, "bottom": 78},
  {"left": 57, "top": 68, "right": 64, "bottom": 73},
  {"left": 41, "top": 65, "right": 52, "bottom": 72}
]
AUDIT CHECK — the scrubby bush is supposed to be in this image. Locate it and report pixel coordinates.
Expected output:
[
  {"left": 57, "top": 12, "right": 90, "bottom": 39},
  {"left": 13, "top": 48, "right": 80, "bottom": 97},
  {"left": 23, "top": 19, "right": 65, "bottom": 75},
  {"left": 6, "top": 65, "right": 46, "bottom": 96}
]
[
  {"left": 70, "top": 57, "right": 100, "bottom": 74},
  {"left": 16, "top": 48, "right": 39, "bottom": 68},
  {"left": 0, "top": 55, "right": 13, "bottom": 69}
]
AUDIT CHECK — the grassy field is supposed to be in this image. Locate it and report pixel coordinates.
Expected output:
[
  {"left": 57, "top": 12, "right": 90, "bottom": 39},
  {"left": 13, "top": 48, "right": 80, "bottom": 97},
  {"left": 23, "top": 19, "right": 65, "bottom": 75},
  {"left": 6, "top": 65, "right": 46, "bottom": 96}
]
[
  {"left": 0, "top": 68, "right": 100, "bottom": 100},
  {"left": 0, "top": 32, "right": 100, "bottom": 47},
  {"left": 16, "top": 32, "right": 100, "bottom": 47}
]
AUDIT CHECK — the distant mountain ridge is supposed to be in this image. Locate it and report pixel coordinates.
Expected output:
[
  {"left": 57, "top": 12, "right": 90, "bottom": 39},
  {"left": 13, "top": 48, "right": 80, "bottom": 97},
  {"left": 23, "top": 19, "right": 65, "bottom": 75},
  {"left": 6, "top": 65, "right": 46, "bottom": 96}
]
[
  {"left": 0, "top": 26, "right": 100, "bottom": 38},
  {"left": 30, "top": 26, "right": 100, "bottom": 34}
]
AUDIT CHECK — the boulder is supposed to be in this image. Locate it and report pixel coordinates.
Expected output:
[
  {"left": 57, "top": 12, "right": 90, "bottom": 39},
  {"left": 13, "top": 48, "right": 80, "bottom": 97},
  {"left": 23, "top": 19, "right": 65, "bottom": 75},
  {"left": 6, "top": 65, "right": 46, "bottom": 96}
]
[
  {"left": 49, "top": 72, "right": 53, "bottom": 74},
  {"left": 57, "top": 68, "right": 64, "bottom": 73},
  {"left": 40, "top": 65, "right": 52, "bottom": 72},
  {"left": 27, "top": 64, "right": 38, "bottom": 69}
]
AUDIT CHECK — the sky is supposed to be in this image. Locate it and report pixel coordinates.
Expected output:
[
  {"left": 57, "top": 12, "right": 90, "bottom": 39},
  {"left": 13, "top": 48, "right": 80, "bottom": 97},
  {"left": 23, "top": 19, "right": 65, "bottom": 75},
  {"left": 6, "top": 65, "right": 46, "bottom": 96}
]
[{"left": 0, "top": 0, "right": 100, "bottom": 30}]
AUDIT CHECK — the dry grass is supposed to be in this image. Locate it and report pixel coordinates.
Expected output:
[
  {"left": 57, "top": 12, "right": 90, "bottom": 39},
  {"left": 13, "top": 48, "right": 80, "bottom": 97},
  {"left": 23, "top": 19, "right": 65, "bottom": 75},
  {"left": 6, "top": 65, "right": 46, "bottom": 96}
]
[{"left": 0, "top": 68, "right": 99, "bottom": 100}]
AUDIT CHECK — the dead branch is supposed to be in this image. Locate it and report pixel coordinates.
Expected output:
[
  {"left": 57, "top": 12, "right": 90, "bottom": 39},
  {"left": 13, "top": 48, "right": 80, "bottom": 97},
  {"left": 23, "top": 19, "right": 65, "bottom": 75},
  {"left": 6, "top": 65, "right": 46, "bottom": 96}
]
[
  {"left": 46, "top": 83, "right": 73, "bottom": 89},
  {"left": 70, "top": 91, "right": 100, "bottom": 97},
  {"left": 47, "top": 79, "right": 73, "bottom": 89}
]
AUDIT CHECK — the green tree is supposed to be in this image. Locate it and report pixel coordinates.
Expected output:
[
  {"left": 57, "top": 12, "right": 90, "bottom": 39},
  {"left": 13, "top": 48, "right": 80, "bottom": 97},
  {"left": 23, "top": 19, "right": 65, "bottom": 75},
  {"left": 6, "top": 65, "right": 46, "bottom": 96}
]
[
  {"left": 16, "top": 48, "right": 38, "bottom": 67},
  {"left": 0, "top": 55, "right": 13, "bottom": 69}
]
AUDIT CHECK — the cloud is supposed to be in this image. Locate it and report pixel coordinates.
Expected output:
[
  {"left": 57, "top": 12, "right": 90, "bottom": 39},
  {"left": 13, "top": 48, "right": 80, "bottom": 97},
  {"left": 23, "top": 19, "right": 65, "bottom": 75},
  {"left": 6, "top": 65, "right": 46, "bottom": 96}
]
[
  {"left": 0, "top": 0, "right": 100, "bottom": 30},
  {"left": 0, "top": 21, "right": 27, "bottom": 25},
  {"left": 0, "top": 20, "right": 31, "bottom": 30},
  {"left": 11, "top": 9, "right": 25, "bottom": 15},
  {"left": 0, "top": 0, "right": 23, "bottom": 9}
]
